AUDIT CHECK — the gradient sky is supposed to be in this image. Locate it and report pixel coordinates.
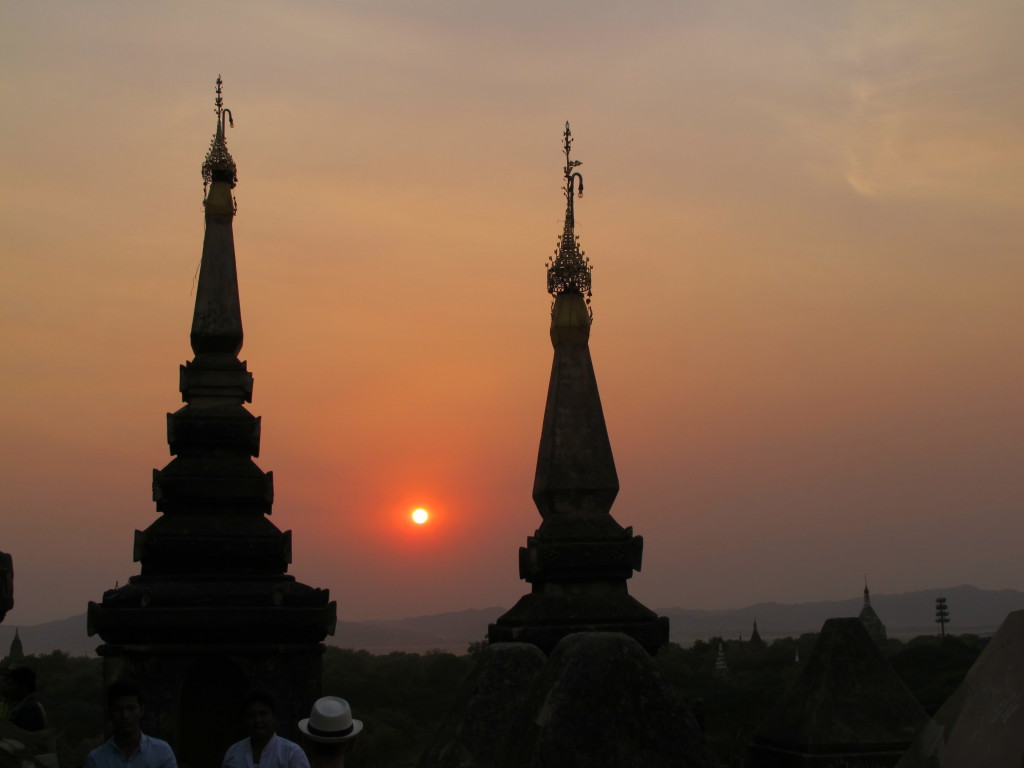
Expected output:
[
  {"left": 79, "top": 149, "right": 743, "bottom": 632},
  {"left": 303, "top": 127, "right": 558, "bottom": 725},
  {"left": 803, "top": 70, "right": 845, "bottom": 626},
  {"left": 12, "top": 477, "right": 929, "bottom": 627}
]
[{"left": 2, "top": 1, "right": 1022, "bottom": 628}]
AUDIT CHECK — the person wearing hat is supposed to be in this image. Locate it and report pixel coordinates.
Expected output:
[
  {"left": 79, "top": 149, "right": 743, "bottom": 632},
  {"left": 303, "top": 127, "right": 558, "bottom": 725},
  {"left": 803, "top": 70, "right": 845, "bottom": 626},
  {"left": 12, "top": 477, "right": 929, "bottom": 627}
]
[
  {"left": 297, "top": 697, "right": 362, "bottom": 768},
  {"left": 222, "top": 692, "right": 309, "bottom": 768}
]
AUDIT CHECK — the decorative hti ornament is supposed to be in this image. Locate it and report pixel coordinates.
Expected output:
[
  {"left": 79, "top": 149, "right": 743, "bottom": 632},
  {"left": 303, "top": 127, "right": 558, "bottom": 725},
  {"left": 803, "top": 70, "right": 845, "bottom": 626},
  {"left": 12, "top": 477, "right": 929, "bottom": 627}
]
[
  {"left": 545, "top": 122, "right": 593, "bottom": 310},
  {"left": 202, "top": 75, "right": 237, "bottom": 206}
]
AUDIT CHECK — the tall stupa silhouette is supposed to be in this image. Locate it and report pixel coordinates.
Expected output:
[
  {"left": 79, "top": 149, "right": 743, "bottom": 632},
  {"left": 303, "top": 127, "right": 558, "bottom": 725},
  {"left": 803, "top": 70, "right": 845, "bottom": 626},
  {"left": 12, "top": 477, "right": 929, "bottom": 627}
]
[
  {"left": 489, "top": 123, "right": 668, "bottom": 654},
  {"left": 88, "top": 78, "right": 335, "bottom": 768}
]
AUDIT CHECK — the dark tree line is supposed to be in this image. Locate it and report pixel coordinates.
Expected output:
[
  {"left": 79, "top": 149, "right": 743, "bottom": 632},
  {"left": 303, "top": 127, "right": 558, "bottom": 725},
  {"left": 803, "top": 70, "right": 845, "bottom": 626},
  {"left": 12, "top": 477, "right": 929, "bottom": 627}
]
[
  {"left": 12, "top": 633, "right": 987, "bottom": 768},
  {"left": 321, "top": 648, "right": 471, "bottom": 768}
]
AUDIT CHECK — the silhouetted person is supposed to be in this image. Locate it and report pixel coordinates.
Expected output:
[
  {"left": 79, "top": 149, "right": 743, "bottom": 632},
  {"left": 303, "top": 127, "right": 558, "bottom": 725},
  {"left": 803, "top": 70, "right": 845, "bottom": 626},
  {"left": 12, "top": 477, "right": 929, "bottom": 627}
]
[
  {"left": 222, "top": 692, "right": 308, "bottom": 768},
  {"left": 2, "top": 667, "right": 46, "bottom": 731},
  {"left": 85, "top": 681, "right": 176, "bottom": 768},
  {"left": 298, "top": 698, "right": 362, "bottom": 768}
]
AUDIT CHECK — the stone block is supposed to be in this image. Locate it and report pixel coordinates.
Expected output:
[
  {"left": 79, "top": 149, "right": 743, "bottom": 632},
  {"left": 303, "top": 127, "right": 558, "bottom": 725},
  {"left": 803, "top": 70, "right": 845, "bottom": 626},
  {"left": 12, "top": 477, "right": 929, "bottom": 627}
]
[
  {"left": 419, "top": 643, "right": 547, "bottom": 768},
  {"left": 896, "top": 609, "right": 1024, "bottom": 768},
  {"left": 497, "top": 632, "right": 716, "bottom": 768}
]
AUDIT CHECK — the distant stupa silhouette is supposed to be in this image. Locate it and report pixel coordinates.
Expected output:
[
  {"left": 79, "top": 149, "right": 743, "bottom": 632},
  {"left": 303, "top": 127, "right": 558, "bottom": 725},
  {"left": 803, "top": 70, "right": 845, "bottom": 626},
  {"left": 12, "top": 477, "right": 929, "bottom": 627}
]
[
  {"left": 859, "top": 578, "right": 887, "bottom": 645},
  {"left": 87, "top": 79, "right": 335, "bottom": 768},
  {"left": 750, "top": 619, "right": 765, "bottom": 648},
  {"left": 7, "top": 627, "right": 23, "bottom": 661},
  {"left": 488, "top": 123, "right": 668, "bottom": 654}
]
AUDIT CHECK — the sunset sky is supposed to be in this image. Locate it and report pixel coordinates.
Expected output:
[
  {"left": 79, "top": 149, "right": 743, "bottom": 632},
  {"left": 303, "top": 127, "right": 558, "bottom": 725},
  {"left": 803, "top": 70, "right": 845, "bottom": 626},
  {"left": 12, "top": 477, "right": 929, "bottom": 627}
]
[{"left": 2, "top": 1, "right": 1022, "bottom": 629}]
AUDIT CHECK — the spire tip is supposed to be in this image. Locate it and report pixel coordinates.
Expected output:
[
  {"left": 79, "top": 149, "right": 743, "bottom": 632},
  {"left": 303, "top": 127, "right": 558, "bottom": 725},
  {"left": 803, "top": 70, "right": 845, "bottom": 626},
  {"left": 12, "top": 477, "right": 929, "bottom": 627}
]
[
  {"left": 547, "top": 122, "right": 591, "bottom": 307},
  {"left": 202, "top": 76, "right": 237, "bottom": 206}
]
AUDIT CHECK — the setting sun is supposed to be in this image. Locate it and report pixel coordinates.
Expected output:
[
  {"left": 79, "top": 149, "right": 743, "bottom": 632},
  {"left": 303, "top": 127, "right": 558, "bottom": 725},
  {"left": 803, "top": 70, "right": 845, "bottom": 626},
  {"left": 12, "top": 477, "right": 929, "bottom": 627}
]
[{"left": 412, "top": 508, "right": 429, "bottom": 525}]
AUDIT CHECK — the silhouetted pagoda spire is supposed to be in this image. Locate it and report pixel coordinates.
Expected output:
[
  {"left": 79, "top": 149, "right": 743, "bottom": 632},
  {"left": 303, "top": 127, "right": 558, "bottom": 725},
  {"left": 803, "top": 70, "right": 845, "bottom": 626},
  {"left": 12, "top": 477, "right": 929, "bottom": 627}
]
[
  {"left": 8, "top": 628, "right": 23, "bottom": 661},
  {"left": 488, "top": 124, "right": 668, "bottom": 654},
  {"left": 88, "top": 79, "right": 335, "bottom": 768},
  {"left": 193, "top": 74, "right": 241, "bottom": 357},
  {"left": 858, "top": 577, "right": 887, "bottom": 645},
  {"left": 750, "top": 619, "right": 765, "bottom": 648}
]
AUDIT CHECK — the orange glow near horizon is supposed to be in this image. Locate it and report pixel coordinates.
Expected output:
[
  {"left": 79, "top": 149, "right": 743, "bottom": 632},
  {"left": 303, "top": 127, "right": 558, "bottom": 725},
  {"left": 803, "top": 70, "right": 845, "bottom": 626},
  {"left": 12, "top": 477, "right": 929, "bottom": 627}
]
[{"left": 2, "top": 0, "right": 1023, "bottom": 627}]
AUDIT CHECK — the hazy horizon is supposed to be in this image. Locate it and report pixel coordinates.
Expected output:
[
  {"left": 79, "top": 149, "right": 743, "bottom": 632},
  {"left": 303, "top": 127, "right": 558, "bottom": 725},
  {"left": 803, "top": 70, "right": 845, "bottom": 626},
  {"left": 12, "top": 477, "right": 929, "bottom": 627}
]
[
  {"left": 2, "top": 1, "right": 1022, "bottom": 627},
  {"left": 5, "top": 582, "right": 1022, "bottom": 631}
]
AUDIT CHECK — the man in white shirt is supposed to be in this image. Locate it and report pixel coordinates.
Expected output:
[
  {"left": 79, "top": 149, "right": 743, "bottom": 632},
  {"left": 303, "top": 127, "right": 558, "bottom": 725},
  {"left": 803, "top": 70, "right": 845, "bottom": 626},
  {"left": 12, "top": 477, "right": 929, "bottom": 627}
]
[
  {"left": 85, "top": 681, "right": 177, "bottom": 768},
  {"left": 222, "top": 692, "right": 309, "bottom": 768}
]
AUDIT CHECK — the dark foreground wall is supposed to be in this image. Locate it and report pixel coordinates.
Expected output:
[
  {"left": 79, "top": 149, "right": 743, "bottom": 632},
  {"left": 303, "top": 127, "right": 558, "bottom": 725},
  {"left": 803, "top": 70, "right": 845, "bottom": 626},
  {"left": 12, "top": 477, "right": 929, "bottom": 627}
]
[
  {"left": 748, "top": 618, "right": 928, "bottom": 768},
  {"left": 421, "top": 632, "right": 717, "bottom": 768},
  {"left": 896, "top": 609, "right": 1024, "bottom": 768}
]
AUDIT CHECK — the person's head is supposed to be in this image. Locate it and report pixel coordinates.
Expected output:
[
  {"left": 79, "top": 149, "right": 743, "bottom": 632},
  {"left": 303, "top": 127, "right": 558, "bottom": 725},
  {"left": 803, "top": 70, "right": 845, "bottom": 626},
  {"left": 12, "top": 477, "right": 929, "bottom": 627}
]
[
  {"left": 243, "top": 691, "right": 278, "bottom": 746},
  {"left": 298, "top": 697, "right": 361, "bottom": 762},
  {"left": 3, "top": 667, "right": 35, "bottom": 700},
  {"left": 107, "top": 680, "right": 144, "bottom": 740}
]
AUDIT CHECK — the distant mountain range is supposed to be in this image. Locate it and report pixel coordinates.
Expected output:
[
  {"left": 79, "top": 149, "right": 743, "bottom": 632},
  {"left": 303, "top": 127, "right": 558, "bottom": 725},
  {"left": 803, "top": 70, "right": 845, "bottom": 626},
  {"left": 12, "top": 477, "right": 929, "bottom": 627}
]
[{"left": 2, "top": 586, "right": 1020, "bottom": 657}]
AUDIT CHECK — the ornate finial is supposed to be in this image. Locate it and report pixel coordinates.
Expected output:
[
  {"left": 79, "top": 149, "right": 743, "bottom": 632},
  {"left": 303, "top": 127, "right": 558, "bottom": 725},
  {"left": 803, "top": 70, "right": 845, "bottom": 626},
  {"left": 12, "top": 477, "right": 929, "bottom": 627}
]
[
  {"left": 202, "top": 75, "right": 237, "bottom": 203},
  {"left": 562, "top": 121, "right": 584, "bottom": 204},
  {"left": 214, "top": 75, "right": 225, "bottom": 119},
  {"left": 545, "top": 122, "right": 592, "bottom": 309}
]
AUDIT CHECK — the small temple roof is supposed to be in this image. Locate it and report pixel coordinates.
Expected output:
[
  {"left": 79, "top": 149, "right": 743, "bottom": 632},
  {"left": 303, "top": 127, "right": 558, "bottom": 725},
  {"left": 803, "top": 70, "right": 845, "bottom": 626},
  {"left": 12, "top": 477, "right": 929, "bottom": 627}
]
[{"left": 751, "top": 618, "right": 927, "bottom": 759}]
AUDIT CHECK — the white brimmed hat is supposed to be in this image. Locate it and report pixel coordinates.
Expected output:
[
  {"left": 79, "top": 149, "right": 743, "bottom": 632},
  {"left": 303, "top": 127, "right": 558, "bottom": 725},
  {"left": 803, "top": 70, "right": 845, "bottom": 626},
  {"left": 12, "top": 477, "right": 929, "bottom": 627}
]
[{"left": 298, "top": 697, "right": 363, "bottom": 743}]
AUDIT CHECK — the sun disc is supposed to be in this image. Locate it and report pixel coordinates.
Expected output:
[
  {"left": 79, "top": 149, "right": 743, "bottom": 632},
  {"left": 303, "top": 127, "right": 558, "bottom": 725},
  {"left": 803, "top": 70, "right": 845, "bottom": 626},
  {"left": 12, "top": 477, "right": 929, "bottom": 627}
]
[{"left": 412, "top": 508, "right": 429, "bottom": 524}]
